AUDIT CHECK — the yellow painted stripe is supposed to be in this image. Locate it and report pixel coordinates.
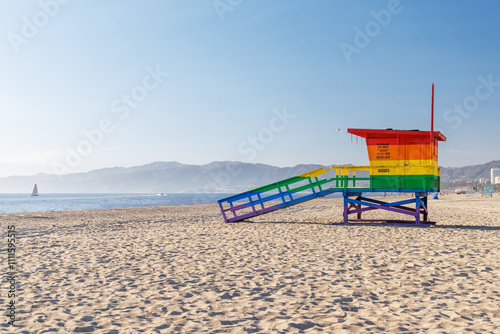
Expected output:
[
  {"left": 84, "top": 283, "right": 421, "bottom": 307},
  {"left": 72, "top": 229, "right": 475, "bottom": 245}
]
[
  {"left": 298, "top": 168, "right": 330, "bottom": 178},
  {"left": 370, "top": 159, "right": 438, "bottom": 167},
  {"left": 296, "top": 165, "right": 440, "bottom": 179},
  {"left": 371, "top": 165, "right": 439, "bottom": 176}
]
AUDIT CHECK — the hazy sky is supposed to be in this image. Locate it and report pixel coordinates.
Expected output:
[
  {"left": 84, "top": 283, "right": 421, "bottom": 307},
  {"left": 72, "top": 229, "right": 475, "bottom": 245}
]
[{"left": 1, "top": 0, "right": 499, "bottom": 177}]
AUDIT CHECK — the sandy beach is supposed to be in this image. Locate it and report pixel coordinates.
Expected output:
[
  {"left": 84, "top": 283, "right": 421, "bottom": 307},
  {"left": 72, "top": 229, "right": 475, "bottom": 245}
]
[{"left": 2, "top": 194, "right": 499, "bottom": 333}]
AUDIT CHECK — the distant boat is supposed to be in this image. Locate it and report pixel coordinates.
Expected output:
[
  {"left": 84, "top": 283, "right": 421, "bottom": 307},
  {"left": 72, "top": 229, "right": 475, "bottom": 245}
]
[{"left": 31, "top": 184, "right": 39, "bottom": 196}]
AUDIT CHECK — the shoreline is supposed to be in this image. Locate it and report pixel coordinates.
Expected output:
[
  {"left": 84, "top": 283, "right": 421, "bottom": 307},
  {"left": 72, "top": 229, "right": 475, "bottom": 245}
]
[
  {"left": 0, "top": 192, "right": 229, "bottom": 215},
  {"left": 1, "top": 192, "right": 497, "bottom": 220}
]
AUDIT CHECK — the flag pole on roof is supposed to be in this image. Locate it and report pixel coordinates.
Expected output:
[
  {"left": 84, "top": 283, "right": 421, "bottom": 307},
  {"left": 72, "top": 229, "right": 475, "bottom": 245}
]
[{"left": 430, "top": 83, "right": 434, "bottom": 159}]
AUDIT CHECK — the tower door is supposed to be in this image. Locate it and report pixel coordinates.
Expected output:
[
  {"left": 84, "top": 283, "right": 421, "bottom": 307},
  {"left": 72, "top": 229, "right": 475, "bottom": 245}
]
[{"left": 403, "top": 138, "right": 424, "bottom": 166}]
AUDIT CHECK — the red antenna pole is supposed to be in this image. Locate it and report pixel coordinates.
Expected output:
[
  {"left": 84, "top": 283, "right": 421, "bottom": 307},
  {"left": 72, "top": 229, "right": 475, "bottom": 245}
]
[{"left": 430, "top": 83, "right": 434, "bottom": 158}]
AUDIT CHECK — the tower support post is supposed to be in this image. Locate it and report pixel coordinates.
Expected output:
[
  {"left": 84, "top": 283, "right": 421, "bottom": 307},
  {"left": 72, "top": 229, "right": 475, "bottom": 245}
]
[{"left": 337, "top": 192, "right": 434, "bottom": 226}]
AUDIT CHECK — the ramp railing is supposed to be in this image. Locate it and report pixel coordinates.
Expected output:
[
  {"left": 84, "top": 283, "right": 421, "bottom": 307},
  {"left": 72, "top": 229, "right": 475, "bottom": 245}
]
[{"left": 218, "top": 166, "right": 371, "bottom": 223}]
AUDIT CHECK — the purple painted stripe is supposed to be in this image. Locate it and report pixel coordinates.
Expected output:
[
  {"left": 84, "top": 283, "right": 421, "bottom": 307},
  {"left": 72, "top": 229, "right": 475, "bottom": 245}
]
[
  {"left": 351, "top": 204, "right": 419, "bottom": 217},
  {"left": 226, "top": 204, "right": 283, "bottom": 223},
  {"left": 348, "top": 205, "right": 425, "bottom": 215},
  {"left": 332, "top": 220, "right": 435, "bottom": 227}
]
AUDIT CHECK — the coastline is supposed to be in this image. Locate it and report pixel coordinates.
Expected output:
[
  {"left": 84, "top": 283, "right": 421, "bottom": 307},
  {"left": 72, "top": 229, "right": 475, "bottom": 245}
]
[
  {"left": 0, "top": 192, "right": 229, "bottom": 214},
  {"left": 2, "top": 195, "right": 499, "bottom": 332}
]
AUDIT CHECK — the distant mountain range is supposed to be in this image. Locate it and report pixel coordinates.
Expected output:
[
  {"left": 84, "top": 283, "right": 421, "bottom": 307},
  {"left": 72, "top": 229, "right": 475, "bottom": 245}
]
[
  {"left": 1, "top": 160, "right": 498, "bottom": 194},
  {"left": 0, "top": 162, "right": 345, "bottom": 194},
  {"left": 440, "top": 160, "right": 500, "bottom": 183}
]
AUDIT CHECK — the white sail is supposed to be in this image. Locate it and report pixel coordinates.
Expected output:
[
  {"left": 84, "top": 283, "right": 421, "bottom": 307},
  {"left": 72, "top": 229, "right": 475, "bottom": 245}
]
[{"left": 31, "top": 184, "right": 39, "bottom": 196}]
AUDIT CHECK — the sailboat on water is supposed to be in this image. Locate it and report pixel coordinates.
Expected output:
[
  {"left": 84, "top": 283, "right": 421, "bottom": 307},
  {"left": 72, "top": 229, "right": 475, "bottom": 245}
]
[{"left": 31, "top": 184, "right": 39, "bottom": 196}]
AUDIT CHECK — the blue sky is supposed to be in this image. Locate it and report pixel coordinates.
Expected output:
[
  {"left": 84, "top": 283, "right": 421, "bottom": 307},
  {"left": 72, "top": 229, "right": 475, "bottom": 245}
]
[{"left": 1, "top": 0, "right": 499, "bottom": 177}]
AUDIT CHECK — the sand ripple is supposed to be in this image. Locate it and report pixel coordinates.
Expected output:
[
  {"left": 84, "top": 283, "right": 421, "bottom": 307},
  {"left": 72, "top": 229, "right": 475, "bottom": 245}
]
[{"left": 1, "top": 195, "right": 499, "bottom": 332}]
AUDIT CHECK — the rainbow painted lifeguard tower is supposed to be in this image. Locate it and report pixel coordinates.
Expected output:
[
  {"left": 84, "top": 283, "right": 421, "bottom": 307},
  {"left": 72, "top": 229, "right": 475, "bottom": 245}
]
[{"left": 218, "top": 85, "right": 446, "bottom": 226}]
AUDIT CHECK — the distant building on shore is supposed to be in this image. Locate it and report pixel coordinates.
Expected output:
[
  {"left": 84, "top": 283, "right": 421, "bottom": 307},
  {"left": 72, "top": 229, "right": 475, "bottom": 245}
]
[{"left": 492, "top": 168, "right": 500, "bottom": 184}]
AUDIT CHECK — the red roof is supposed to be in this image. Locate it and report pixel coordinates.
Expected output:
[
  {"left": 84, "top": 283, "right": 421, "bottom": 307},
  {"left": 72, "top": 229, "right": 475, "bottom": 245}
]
[{"left": 348, "top": 128, "right": 446, "bottom": 141}]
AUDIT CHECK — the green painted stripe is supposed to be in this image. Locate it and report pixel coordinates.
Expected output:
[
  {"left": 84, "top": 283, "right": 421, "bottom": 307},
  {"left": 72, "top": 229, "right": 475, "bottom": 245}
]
[
  {"left": 371, "top": 175, "right": 440, "bottom": 191},
  {"left": 249, "top": 176, "right": 308, "bottom": 193},
  {"left": 244, "top": 173, "right": 441, "bottom": 196}
]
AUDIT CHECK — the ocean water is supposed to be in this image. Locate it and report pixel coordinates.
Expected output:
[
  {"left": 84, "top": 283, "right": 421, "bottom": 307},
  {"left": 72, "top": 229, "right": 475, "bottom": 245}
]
[{"left": 0, "top": 193, "right": 232, "bottom": 214}]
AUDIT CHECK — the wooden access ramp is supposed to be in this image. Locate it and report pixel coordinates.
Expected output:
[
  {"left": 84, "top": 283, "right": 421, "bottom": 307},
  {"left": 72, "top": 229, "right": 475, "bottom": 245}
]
[{"left": 217, "top": 166, "right": 368, "bottom": 223}]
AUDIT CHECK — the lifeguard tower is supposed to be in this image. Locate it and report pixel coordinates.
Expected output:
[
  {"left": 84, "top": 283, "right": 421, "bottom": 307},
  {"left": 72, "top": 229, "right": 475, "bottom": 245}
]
[{"left": 218, "top": 85, "right": 446, "bottom": 226}]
